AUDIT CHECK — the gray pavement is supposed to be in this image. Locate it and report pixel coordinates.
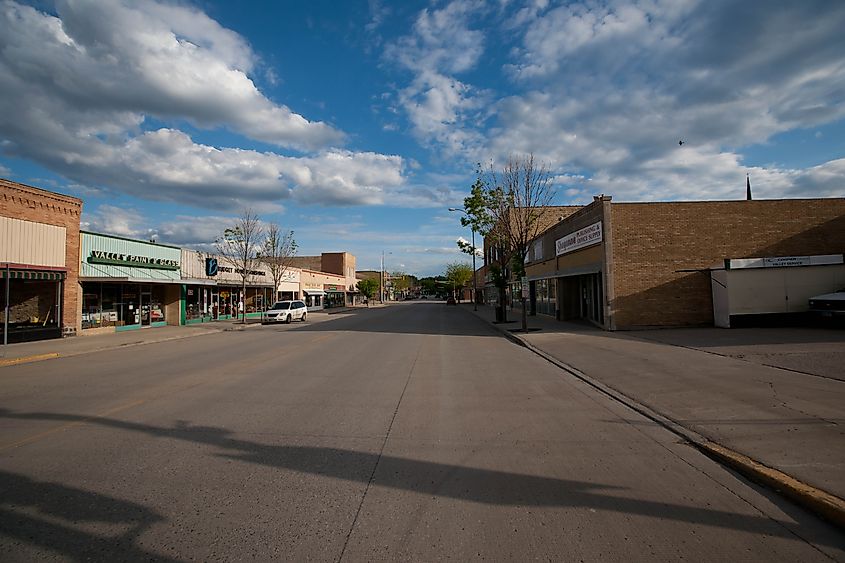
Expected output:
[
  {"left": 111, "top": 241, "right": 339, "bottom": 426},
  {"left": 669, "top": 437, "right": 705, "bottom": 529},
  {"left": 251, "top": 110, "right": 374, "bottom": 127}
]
[
  {"left": 0, "top": 302, "right": 842, "bottom": 560},
  {"left": 465, "top": 304, "right": 845, "bottom": 506},
  {"left": 0, "top": 308, "right": 367, "bottom": 365}
]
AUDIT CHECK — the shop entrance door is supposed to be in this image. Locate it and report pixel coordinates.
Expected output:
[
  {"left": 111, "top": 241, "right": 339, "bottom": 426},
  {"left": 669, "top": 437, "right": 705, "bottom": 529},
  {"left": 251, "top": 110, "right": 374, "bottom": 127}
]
[{"left": 140, "top": 286, "right": 152, "bottom": 326}]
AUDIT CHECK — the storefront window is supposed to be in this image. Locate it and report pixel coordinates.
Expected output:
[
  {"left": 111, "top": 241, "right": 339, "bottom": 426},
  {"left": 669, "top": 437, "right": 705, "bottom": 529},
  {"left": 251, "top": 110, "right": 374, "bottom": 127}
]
[
  {"left": 1, "top": 279, "right": 60, "bottom": 342},
  {"left": 150, "top": 285, "right": 166, "bottom": 324}
]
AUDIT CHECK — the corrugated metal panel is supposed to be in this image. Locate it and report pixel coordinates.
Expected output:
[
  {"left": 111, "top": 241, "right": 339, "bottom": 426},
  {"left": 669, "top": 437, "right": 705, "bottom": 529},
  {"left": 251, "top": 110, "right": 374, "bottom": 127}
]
[
  {"left": 81, "top": 232, "right": 181, "bottom": 281},
  {"left": 0, "top": 216, "right": 66, "bottom": 267}
]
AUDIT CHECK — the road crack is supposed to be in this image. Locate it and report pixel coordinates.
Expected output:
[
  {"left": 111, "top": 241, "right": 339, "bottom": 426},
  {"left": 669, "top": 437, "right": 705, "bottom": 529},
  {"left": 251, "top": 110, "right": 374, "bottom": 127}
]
[{"left": 336, "top": 343, "right": 422, "bottom": 562}]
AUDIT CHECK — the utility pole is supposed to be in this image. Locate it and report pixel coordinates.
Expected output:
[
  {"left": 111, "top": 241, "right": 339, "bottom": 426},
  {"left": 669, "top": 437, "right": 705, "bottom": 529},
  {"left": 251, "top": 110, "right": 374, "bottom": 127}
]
[{"left": 3, "top": 263, "right": 9, "bottom": 348}]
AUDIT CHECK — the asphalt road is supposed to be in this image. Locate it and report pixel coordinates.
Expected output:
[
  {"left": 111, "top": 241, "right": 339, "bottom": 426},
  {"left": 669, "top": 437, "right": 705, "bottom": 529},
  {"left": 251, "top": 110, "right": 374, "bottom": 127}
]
[{"left": 1, "top": 303, "right": 842, "bottom": 561}]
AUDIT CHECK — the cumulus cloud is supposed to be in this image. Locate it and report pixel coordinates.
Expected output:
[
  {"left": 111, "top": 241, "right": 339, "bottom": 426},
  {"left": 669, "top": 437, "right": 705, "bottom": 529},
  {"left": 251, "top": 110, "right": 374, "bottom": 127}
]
[
  {"left": 0, "top": 0, "right": 431, "bottom": 208},
  {"left": 384, "top": 0, "right": 490, "bottom": 153},
  {"left": 484, "top": 0, "right": 845, "bottom": 201},
  {"left": 0, "top": 0, "right": 342, "bottom": 151}
]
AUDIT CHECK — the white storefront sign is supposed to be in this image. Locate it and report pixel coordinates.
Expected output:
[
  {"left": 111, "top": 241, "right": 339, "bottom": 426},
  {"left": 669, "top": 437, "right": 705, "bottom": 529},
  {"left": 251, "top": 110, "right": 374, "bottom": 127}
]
[
  {"left": 728, "top": 254, "right": 843, "bottom": 270},
  {"left": 556, "top": 221, "right": 603, "bottom": 256}
]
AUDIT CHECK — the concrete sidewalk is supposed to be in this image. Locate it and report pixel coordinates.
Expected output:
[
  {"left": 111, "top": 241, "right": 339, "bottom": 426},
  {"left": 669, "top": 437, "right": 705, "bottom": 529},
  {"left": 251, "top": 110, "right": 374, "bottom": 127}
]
[
  {"left": 0, "top": 306, "right": 375, "bottom": 367},
  {"left": 0, "top": 322, "right": 235, "bottom": 366},
  {"left": 462, "top": 304, "right": 845, "bottom": 525}
]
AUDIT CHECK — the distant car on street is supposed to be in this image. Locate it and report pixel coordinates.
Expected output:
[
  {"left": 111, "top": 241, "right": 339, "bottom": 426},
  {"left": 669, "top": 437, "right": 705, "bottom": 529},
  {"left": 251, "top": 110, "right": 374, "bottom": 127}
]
[
  {"left": 264, "top": 300, "right": 307, "bottom": 323},
  {"left": 446, "top": 296, "right": 457, "bottom": 305},
  {"left": 808, "top": 289, "right": 845, "bottom": 318}
]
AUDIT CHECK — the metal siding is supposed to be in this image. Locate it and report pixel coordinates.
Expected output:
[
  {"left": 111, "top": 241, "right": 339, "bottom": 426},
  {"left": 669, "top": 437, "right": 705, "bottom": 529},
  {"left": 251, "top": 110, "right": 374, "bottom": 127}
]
[
  {"left": 0, "top": 216, "right": 65, "bottom": 267},
  {"left": 81, "top": 232, "right": 181, "bottom": 281}
]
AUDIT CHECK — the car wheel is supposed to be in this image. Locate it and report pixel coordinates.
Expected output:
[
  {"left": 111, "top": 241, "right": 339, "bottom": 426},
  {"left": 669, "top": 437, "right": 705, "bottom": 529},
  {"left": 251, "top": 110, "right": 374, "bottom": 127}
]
[
  {"left": 301, "top": 312, "right": 307, "bottom": 322},
  {"left": 286, "top": 314, "right": 292, "bottom": 324}
]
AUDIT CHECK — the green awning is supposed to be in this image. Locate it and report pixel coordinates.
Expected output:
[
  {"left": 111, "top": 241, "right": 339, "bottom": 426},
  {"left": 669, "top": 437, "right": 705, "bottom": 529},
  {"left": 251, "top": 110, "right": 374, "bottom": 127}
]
[{"left": 0, "top": 269, "right": 66, "bottom": 280}]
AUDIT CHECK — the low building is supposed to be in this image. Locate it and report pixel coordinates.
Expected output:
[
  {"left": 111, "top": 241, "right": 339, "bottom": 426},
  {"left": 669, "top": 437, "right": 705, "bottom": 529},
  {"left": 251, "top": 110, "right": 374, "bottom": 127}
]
[
  {"left": 524, "top": 196, "right": 845, "bottom": 329},
  {"left": 79, "top": 232, "right": 181, "bottom": 333},
  {"left": 180, "top": 249, "right": 275, "bottom": 323},
  {"left": 291, "top": 252, "right": 359, "bottom": 306},
  {"left": 1, "top": 179, "right": 82, "bottom": 342}
]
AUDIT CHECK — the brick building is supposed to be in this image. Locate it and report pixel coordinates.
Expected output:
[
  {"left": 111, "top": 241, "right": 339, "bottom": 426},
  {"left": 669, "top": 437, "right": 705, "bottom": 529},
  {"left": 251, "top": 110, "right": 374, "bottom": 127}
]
[
  {"left": 524, "top": 196, "right": 845, "bottom": 329},
  {"left": 1, "top": 179, "right": 82, "bottom": 342}
]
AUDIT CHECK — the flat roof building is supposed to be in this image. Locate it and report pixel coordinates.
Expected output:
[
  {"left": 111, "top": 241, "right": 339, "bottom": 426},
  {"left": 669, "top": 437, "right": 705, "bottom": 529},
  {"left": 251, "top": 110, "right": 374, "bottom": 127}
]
[{"left": 524, "top": 196, "right": 845, "bottom": 329}]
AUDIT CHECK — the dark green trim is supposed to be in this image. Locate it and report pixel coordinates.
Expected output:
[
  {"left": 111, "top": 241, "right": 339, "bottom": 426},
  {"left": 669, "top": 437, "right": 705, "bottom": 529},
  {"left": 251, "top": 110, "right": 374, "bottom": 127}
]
[
  {"left": 0, "top": 270, "right": 65, "bottom": 280},
  {"left": 81, "top": 230, "right": 182, "bottom": 249},
  {"left": 180, "top": 284, "right": 187, "bottom": 325},
  {"left": 151, "top": 321, "right": 167, "bottom": 328},
  {"left": 87, "top": 256, "right": 180, "bottom": 271},
  {"left": 115, "top": 324, "right": 140, "bottom": 332}
]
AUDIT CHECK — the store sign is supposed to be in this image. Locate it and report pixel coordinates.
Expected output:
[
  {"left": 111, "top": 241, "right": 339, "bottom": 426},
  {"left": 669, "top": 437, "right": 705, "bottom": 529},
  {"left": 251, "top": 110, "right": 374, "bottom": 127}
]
[
  {"left": 205, "top": 257, "right": 218, "bottom": 276},
  {"left": 728, "top": 254, "right": 844, "bottom": 270},
  {"left": 88, "top": 250, "right": 179, "bottom": 270},
  {"left": 217, "top": 266, "right": 265, "bottom": 276},
  {"left": 555, "top": 221, "right": 602, "bottom": 256}
]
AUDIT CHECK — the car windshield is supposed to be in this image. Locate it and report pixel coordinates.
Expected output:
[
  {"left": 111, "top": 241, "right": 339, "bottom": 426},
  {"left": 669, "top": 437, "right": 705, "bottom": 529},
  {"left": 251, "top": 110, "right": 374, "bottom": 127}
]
[{"left": 270, "top": 301, "right": 291, "bottom": 310}]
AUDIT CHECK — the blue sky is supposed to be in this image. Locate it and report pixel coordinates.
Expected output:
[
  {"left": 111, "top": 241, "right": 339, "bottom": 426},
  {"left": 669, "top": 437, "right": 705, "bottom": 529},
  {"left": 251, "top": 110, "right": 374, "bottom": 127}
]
[{"left": 1, "top": 0, "right": 843, "bottom": 276}]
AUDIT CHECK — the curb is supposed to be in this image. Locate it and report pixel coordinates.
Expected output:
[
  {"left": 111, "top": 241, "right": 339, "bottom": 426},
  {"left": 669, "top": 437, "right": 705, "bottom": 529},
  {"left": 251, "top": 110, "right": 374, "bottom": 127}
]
[
  {"left": 0, "top": 328, "right": 227, "bottom": 367},
  {"left": 0, "top": 352, "right": 60, "bottom": 368},
  {"left": 472, "top": 308, "right": 845, "bottom": 532}
]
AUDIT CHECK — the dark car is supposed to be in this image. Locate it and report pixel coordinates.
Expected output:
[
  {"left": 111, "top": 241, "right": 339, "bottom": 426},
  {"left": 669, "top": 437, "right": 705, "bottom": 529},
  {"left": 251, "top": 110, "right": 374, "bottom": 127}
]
[
  {"left": 446, "top": 296, "right": 457, "bottom": 305},
  {"left": 808, "top": 289, "right": 845, "bottom": 317}
]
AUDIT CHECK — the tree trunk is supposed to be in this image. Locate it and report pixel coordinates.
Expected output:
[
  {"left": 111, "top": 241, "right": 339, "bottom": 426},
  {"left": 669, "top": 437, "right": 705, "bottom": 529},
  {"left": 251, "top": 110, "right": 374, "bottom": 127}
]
[{"left": 498, "top": 285, "right": 508, "bottom": 323}]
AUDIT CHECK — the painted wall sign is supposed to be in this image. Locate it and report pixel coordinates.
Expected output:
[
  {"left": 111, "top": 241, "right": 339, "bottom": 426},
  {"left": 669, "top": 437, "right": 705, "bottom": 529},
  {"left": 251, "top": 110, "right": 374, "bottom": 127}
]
[
  {"left": 88, "top": 250, "right": 180, "bottom": 270},
  {"left": 205, "top": 257, "right": 218, "bottom": 276},
  {"left": 217, "top": 266, "right": 265, "bottom": 276},
  {"left": 555, "top": 221, "right": 603, "bottom": 256}
]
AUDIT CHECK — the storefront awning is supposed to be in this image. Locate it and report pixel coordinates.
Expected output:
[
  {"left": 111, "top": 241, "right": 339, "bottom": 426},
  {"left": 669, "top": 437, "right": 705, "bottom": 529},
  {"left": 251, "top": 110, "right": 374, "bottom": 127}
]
[
  {"left": 326, "top": 290, "right": 345, "bottom": 294},
  {"left": 304, "top": 290, "right": 326, "bottom": 296},
  {"left": 0, "top": 269, "right": 66, "bottom": 280}
]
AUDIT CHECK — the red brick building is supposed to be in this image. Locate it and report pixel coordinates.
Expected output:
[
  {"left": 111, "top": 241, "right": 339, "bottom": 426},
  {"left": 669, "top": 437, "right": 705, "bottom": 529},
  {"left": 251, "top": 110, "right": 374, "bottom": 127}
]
[
  {"left": 524, "top": 196, "right": 845, "bottom": 329},
  {"left": 1, "top": 179, "right": 83, "bottom": 341}
]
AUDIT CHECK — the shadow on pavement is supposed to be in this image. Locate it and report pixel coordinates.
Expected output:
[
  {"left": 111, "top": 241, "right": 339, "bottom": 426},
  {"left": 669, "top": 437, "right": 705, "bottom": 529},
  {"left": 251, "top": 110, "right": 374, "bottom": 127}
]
[
  {"left": 1, "top": 409, "right": 841, "bottom": 549},
  {"left": 277, "top": 302, "right": 505, "bottom": 338},
  {"left": 0, "top": 469, "right": 175, "bottom": 561}
]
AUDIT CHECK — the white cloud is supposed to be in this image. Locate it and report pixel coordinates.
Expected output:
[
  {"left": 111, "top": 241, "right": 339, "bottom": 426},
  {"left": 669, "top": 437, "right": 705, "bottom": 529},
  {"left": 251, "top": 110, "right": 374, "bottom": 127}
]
[
  {"left": 384, "top": 1, "right": 490, "bottom": 153},
  {"left": 485, "top": 0, "right": 845, "bottom": 201},
  {"left": 0, "top": 1, "right": 343, "bottom": 151}
]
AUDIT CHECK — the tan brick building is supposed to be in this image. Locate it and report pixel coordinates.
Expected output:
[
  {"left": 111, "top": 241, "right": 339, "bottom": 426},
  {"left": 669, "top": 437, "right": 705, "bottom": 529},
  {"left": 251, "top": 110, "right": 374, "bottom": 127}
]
[
  {"left": 524, "top": 196, "right": 845, "bottom": 329},
  {"left": 1, "top": 179, "right": 82, "bottom": 341}
]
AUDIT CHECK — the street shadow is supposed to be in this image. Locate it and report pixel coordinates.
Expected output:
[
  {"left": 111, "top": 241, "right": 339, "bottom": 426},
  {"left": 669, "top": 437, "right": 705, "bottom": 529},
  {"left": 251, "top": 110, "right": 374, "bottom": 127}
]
[
  {"left": 275, "top": 302, "right": 505, "bottom": 338},
  {"left": 0, "top": 469, "right": 175, "bottom": 561},
  {"left": 0, "top": 409, "right": 842, "bottom": 549}
]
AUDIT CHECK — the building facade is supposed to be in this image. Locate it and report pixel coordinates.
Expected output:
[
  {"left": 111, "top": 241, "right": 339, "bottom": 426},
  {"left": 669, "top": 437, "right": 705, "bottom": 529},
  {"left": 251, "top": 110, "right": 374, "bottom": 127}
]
[
  {"left": 524, "top": 196, "right": 845, "bottom": 330},
  {"left": 1, "top": 179, "right": 82, "bottom": 342},
  {"left": 79, "top": 232, "right": 181, "bottom": 333},
  {"left": 180, "top": 250, "right": 276, "bottom": 323}
]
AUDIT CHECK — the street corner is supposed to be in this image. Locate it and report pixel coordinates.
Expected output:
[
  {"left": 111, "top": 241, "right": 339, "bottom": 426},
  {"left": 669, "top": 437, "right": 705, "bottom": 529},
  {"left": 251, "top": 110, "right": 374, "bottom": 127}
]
[{"left": 0, "top": 352, "right": 60, "bottom": 368}]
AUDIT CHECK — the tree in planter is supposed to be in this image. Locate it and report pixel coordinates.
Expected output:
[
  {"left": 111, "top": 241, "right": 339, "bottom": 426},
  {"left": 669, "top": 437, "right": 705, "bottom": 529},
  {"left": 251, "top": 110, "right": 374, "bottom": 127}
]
[
  {"left": 215, "top": 209, "right": 264, "bottom": 324},
  {"left": 460, "top": 154, "right": 555, "bottom": 329},
  {"left": 356, "top": 278, "right": 378, "bottom": 306},
  {"left": 445, "top": 262, "right": 474, "bottom": 301},
  {"left": 259, "top": 223, "right": 297, "bottom": 305}
]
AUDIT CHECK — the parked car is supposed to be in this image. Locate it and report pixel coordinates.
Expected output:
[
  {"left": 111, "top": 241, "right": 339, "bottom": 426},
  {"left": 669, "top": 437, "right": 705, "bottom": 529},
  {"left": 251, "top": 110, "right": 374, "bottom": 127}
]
[
  {"left": 446, "top": 295, "right": 457, "bottom": 305},
  {"left": 264, "top": 300, "right": 308, "bottom": 323},
  {"left": 808, "top": 289, "right": 845, "bottom": 318}
]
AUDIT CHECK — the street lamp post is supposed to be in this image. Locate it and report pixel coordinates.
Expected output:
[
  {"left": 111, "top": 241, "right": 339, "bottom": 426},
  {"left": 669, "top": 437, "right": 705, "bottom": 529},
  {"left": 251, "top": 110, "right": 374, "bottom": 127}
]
[{"left": 449, "top": 207, "right": 478, "bottom": 311}]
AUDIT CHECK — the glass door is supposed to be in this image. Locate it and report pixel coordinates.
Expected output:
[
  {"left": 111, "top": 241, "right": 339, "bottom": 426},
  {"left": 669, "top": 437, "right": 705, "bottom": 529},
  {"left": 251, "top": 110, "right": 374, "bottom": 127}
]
[{"left": 140, "top": 285, "right": 151, "bottom": 326}]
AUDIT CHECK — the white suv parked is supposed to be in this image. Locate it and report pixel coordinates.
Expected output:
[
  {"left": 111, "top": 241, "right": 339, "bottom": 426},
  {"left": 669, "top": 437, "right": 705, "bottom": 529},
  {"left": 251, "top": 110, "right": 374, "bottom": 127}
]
[{"left": 265, "top": 300, "right": 308, "bottom": 323}]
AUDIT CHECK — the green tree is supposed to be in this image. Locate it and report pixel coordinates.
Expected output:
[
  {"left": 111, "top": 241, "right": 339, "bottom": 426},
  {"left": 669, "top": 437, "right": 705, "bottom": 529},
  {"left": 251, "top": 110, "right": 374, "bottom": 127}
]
[
  {"left": 459, "top": 155, "right": 555, "bottom": 329},
  {"left": 445, "top": 262, "right": 473, "bottom": 300},
  {"left": 356, "top": 278, "right": 379, "bottom": 306}
]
